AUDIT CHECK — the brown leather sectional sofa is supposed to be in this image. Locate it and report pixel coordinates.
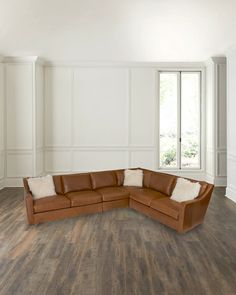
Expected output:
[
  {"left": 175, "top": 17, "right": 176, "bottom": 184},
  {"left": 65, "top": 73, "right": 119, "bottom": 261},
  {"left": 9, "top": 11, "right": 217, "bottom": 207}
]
[{"left": 23, "top": 168, "right": 214, "bottom": 233}]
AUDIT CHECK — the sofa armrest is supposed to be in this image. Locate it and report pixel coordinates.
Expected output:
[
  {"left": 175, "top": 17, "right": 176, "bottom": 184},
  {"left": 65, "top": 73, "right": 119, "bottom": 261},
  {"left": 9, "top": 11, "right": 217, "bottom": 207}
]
[
  {"left": 179, "top": 184, "right": 214, "bottom": 232},
  {"left": 25, "top": 193, "right": 34, "bottom": 224}
]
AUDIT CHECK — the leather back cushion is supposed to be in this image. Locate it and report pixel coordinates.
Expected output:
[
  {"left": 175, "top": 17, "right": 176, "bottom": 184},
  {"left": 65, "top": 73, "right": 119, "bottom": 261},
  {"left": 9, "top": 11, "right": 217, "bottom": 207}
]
[
  {"left": 199, "top": 182, "right": 208, "bottom": 196},
  {"left": 115, "top": 169, "right": 125, "bottom": 186},
  {"left": 142, "top": 169, "right": 153, "bottom": 188},
  {"left": 149, "top": 172, "right": 177, "bottom": 196},
  {"left": 91, "top": 171, "right": 118, "bottom": 189},
  {"left": 62, "top": 173, "right": 92, "bottom": 194},
  {"left": 53, "top": 175, "right": 64, "bottom": 195}
]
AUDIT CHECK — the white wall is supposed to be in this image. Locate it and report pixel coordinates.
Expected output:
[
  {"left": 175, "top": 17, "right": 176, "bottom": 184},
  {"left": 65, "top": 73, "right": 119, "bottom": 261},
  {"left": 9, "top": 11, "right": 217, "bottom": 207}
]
[
  {"left": 205, "top": 57, "right": 227, "bottom": 186},
  {"left": 44, "top": 65, "right": 158, "bottom": 173},
  {"left": 5, "top": 60, "right": 34, "bottom": 186},
  {"left": 0, "top": 57, "right": 228, "bottom": 187},
  {"left": 35, "top": 63, "right": 44, "bottom": 176},
  {"left": 0, "top": 57, "right": 4, "bottom": 189},
  {"left": 3, "top": 57, "right": 44, "bottom": 186},
  {"left": 226, "top": 50, "right": 236, "bottom": 202}
]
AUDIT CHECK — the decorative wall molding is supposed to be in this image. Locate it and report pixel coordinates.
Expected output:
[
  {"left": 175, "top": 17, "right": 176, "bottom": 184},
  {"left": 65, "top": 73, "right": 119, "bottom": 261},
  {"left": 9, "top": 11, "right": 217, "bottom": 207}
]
[
  {"left": 3, "top": 56, "right": 44, "bottom": 65},
  {"left": 44, "top": 60, "right": 205, "bottom": 68},
  {"left": 0, "top": 56, "right": 227, "bottom": 189}
]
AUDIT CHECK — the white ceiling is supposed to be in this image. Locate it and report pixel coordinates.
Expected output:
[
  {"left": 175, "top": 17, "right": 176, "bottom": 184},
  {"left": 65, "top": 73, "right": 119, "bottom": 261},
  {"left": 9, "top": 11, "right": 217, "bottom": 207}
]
[{"left": 0, "top": 0, "right": 236, "bottom": 61}]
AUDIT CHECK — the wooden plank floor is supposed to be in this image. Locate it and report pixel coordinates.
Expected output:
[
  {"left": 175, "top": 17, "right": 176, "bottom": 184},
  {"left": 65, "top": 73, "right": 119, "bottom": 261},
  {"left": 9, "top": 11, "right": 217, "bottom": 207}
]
[{"left": 0, "top": 188, "right": 236, "bottom": 295}]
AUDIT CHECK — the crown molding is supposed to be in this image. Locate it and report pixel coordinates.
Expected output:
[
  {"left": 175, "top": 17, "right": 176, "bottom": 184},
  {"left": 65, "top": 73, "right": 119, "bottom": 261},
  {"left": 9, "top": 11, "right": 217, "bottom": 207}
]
[
  {"left": 3, "top": 56, "right": 45, "bottom": 64},
  {"left": 205, "top": 56, "right": 226, "bottom": 66},
  {"left": 43, "top": 59, "right": 205, "bottom": 68},
  {"left": 211, "top": 56, "right": 226, "bottom": 64}
]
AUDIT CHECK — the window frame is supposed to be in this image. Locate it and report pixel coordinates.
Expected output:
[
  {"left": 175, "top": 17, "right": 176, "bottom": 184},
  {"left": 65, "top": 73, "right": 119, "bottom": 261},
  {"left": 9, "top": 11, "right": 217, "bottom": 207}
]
[{"left": 157, "top": 70, "right": 203, "bottom": 171}]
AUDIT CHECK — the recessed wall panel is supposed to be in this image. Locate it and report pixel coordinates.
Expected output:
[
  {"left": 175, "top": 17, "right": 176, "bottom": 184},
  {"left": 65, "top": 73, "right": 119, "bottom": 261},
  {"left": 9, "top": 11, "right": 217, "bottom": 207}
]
[
  {"left": 45, "top": 150, "right": 71, "bottom": 172},
  {"left": 73, "top": 68, "right": 129, "bottom": 146},
  {"left": 7, "top": 153, "right": 33, "bottom": 177},
  {"left": 45, "top": 67, "right": 72, "bottom": 147},
  {"left": 0, "top": 64, "right": 4, "bottom": 152},
  {"left": 72, "top": 150, "right": 128, "bottom": 171},
  {"left": 130, "top": 150, "right": 155, "bottom": 170},
  {"left": 6, "top": 64, "right": 33, "bottom": 149},
  {"left": 130, "top": 68, "right": 156, "bottom": 146},
  {"left": 45, "top": 150, "right": 71, "bottom": 173}
]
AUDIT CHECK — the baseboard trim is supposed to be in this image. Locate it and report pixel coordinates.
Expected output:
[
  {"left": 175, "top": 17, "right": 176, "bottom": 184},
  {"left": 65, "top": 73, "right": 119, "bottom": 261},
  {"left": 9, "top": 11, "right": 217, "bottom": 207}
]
[
  {"left": 226, "top": 186, "right": 236, "bottom": 203},
  {"left": 205, "top": 174, "right": 227, "bottom": 187},
  {"left": 214, "top": 176, "right": 227, "bottom": 187}
]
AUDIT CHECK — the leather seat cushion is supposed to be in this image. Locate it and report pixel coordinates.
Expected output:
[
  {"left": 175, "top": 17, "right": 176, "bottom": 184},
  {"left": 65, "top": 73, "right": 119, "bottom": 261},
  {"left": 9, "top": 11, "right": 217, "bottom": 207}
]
[
  {"left": 130, "top": 188, "right": 167, "bottom": 206},
  {"left": 34, "top": 195, "right": 70, "bottom": 213},
  {"left": 96, "top": 187, "right": 130, "bottom": 201},
  {"left": 66, "top": 190, "right": 102, "bottom": 207},
  {"left": 150, "top": 197, "right": 182, "bottom": 220}
]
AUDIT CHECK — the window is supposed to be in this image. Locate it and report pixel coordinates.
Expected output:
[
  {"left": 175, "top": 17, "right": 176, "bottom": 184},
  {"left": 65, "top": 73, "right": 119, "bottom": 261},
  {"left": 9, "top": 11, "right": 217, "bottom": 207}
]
[{"left": 158, "top": 71, "right": 201, "bottom": 170}]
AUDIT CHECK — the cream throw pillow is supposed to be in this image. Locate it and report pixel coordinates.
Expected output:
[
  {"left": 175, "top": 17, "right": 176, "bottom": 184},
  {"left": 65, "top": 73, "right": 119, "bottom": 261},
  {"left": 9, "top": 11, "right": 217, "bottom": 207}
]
[
  {"left": 171, "top": 178, "right": 201, "bottom": 202},
  {"left": 123, "top": 169, "right": 143, "bottom": 187},
  {"left": 28, "top": 175, "right": 56, "bottom": 199}
]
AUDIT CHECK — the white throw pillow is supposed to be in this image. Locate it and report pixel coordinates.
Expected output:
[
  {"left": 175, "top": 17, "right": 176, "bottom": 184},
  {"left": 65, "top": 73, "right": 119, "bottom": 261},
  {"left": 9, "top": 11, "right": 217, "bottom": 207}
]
[
  {"left": 123, "top": 169, "right": 143, "bottom": 187},
  {"left": 28, "top": 175, "right": 56, "bottom": 199},
  {"left": 171, "top": 178, "right": 201, "bottom": 202}
]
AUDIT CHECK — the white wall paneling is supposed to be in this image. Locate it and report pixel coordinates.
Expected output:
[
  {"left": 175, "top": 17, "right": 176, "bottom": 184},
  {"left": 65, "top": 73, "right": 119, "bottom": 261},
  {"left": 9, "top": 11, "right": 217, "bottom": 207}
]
[
  {"left": 35, "top": 63, "right": 44, "bottom": 175},
  {"left": 0, "top": 58, "right": 4, "bottom": 189},
  {"left": 7, "top": 152, "right": 33, "bottom": 177},
  {"left": 45, "top": 149, "right": 71, "bottom": 173},
  {"left": 226, "top": 49, "right": 236, "bottom": 202},
  {"left": 130, "top": 150, "right": 155, "bottom": 170},
  {"left": 130, "top": 68, "right": 156, "bottom": 146},
  {"left": 206, "top": 57, "right": 227, "bottom": 186},
  {"left": 6, "top": 63, "right": 33, "bottom": 150},
  {"left": 4, "top": 57, "right": 44, "bottom": 186},
  {"left": 45, "top": 67, "right": 72, "bottom": 147},
  {"left": 72, "top": 68, "right": 129, "bottom": 146},
  {"left": 72, "top": 150, "right": 129, "bottom": 172},
  {"left": 0, "top": 58, "right": 227, "bottom": 188}
]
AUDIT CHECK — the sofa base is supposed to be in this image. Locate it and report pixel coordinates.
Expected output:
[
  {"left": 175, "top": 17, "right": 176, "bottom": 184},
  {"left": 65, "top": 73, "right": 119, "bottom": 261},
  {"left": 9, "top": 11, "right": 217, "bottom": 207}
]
[
  {"left": 102, "top": 199, "right": 129, "bottom": 211},
  {"left": 32, "top": 203, "right": 103, "bottom": 224},
  {"left": 129, "top": 199, "right": 204, "bottom": 233},
  {"left": 130, "top": 199, "right": 181, "bottom": 232}
]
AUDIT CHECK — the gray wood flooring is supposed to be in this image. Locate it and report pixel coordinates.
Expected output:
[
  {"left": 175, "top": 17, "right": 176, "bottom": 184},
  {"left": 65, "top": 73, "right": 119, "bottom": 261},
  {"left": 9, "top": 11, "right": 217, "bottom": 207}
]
[{"left": 0, "top": 187, "right": 236, "bottom": 295}]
